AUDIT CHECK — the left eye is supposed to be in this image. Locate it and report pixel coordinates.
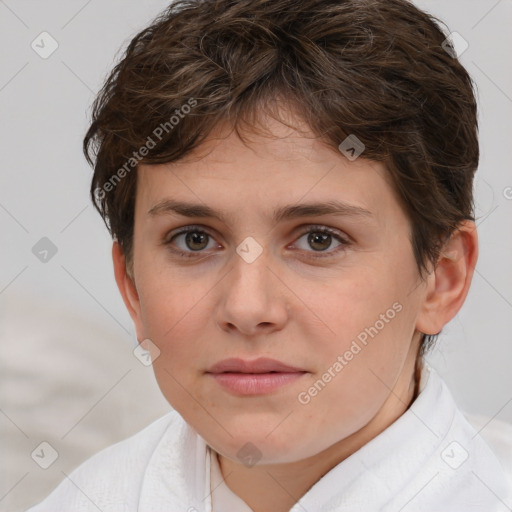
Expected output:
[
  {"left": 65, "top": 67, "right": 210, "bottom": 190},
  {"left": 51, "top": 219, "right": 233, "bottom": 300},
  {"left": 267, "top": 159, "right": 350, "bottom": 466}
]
[{"left": 293, "top": 227, "right": 348, "bottom": 254}]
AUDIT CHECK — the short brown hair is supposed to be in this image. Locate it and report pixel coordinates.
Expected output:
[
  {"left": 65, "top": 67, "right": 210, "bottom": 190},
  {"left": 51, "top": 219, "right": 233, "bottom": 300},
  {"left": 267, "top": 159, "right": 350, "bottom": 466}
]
[{"left": 83, "top": 0, "right": 479, "bottom": 352}]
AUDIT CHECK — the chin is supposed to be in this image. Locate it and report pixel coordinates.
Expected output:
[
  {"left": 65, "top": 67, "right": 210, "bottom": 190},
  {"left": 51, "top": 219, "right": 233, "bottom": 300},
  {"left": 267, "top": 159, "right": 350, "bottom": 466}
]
[{"left": 206, "top": 422, "right": 320, "bottom": 465}]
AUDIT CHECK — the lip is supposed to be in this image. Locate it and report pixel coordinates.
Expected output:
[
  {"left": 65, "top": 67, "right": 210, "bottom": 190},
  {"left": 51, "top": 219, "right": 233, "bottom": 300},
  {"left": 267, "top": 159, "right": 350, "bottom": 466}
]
[
  {"left": 207, "top": 357, "right": 305, "bottom": 374},
  {"left": 206, "top": 357, "right": 307, "bottom": 395}
]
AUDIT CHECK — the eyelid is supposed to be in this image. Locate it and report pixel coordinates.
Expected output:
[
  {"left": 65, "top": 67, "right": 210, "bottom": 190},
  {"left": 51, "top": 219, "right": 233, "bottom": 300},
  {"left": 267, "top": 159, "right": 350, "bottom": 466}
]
[
  {"left": 293, "top": 223, "right": 351, "bottom": 242},
  {"left": 163, "top": 224, "right": 216, "bottom": 244}
]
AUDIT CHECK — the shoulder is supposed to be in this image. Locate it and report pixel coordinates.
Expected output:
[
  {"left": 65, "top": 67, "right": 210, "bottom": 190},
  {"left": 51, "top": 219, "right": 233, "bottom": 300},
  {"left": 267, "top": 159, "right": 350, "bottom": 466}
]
[
  {"left": 464, "top": 411, "right": 512, "bottom": 486},
  {"left": 26, "top": 410, "right": 184, "bottom": 512},
  {"left": 398, "top": 365, "right": 512, "bottom": 508}
]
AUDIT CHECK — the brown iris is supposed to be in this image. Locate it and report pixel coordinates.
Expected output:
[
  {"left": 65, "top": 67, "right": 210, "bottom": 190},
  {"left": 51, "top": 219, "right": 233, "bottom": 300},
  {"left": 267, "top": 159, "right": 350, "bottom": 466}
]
[
  {"left": 185, "top": 231, "right": 209, "bottom": 251},
  {"left": 308, "top": 232, "right": 332, "bottom": 251}
]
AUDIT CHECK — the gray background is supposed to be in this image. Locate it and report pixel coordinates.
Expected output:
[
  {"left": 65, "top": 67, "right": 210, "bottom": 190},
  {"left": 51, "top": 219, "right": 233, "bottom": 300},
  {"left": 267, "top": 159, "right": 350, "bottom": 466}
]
[{"left": 1, "top": 0, "right": 511, "bottom": 510}]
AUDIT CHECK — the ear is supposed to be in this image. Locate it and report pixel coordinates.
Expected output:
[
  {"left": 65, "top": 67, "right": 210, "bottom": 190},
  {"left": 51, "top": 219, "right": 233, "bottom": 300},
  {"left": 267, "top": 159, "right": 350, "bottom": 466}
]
[
  {"left": 112, "top": 241, "right": 145, "bottom": 342},
  {"left": 416, "top": 220, "right": 479, "bottom": 336}
]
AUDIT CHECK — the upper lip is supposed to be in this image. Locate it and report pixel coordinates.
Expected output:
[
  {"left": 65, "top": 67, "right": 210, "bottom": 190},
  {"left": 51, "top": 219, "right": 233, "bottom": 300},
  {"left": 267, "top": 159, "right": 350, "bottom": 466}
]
[{"left": 206, "top": 357, "right": 306, "bottom": 374}]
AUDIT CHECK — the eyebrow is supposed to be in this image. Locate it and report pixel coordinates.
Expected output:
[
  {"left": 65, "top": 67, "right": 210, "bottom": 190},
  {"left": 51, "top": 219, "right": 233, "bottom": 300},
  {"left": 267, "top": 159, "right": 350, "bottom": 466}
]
[{"left": 147, "top": 199, "right": 373, "bottom": 223}]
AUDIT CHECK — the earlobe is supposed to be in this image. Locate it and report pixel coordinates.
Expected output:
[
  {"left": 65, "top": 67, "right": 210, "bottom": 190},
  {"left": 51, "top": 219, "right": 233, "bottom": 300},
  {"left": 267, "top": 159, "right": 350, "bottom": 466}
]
[
  {"left": 415, "top": 221, "right": 479, "bottom": 336},
  {"left": 112, "top": 241, "right": 145, "bottom": 341}
]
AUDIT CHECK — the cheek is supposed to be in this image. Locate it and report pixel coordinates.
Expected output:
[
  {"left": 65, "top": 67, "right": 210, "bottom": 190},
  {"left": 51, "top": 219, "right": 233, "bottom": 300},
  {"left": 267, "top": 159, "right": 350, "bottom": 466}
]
[
  {"left": 299, "top": 271, "right": 415, "bottom": 411},
  {"left": 136, "top": 269, "right": 212, "bottom": 366},
  {"left": 316, "top": 268, "right": 402, "bottom": 343},
  {"left": 294, "top": 319, "right": 411, "bottom": 444},
  {"left": 140, "top": 289, "right": 211, "bottom": 413}
]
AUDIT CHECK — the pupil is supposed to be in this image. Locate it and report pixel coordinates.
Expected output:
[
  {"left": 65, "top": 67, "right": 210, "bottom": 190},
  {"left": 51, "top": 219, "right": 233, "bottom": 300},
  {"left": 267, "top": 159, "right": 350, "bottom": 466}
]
[
  {"left": 186, "top": 231, "right": 208, "bottom": 251},
  {"left": 308, "top": 232, "right": 331, "bottom": 251}
]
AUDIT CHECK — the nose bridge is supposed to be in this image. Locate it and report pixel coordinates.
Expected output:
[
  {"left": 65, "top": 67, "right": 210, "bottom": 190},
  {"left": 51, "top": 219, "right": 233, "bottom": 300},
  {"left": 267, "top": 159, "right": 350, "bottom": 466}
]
[
  {"left": 228, "top": 243, "right": 272, "bottom": 304},
  {"left": 216, "top": 241, "right": 288, "bottom": 335}
]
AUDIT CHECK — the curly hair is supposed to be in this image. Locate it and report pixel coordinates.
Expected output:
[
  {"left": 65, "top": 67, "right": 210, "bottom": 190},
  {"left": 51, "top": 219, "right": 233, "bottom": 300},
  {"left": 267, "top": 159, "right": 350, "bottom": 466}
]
[{"left": 83, "top": 0, "right": 479, "bottom": 353}]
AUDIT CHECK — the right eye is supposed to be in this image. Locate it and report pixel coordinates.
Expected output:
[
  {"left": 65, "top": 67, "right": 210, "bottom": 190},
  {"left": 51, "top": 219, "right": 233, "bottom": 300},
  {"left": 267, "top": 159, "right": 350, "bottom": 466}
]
[{"left": 164, "top": 226, "right": 222, "bottom": 258}]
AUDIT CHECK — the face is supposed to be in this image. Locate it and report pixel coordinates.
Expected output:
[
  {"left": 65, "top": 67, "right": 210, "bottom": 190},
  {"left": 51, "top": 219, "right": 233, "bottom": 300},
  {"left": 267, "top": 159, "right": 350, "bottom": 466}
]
[{"left": 121, "top": 113, "right": 432, "bottom": 465}]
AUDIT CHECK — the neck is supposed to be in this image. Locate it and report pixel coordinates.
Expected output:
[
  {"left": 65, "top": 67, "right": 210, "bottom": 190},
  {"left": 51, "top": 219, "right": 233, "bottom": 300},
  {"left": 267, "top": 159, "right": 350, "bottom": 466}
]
[{"left": 216, "top": 356, "right": 423, "bottom": 512}]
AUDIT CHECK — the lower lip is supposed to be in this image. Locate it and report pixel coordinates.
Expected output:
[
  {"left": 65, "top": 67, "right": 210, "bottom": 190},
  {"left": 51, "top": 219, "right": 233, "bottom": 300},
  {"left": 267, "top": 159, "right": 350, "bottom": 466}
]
[{"left": 208, "top": 372, "right": 306, "bottom": 395}]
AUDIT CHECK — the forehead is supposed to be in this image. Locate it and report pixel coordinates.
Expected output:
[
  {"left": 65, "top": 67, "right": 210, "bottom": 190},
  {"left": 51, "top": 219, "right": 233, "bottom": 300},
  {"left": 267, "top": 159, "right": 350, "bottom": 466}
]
[{"left": 135, "top": 114, "right": 401, "bottom": 226}]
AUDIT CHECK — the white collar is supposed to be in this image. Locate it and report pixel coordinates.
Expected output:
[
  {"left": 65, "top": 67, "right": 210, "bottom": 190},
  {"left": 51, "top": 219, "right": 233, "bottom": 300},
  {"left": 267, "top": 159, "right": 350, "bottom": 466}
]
[{"left": 138, "top": 363, "right": 511, "bottom": 511}]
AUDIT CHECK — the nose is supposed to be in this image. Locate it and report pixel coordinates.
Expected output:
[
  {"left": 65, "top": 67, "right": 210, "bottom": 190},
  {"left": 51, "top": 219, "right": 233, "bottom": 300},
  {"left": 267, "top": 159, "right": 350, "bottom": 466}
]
[{"left": 216, "top": 245, "right": 289, "bottom": 338}]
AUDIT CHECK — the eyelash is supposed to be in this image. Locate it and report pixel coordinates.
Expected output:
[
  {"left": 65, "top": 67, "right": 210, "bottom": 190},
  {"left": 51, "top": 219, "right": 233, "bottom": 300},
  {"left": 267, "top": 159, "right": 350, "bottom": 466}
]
[{"left": 163, "top": 224, "right": 352, "bottom": 260}]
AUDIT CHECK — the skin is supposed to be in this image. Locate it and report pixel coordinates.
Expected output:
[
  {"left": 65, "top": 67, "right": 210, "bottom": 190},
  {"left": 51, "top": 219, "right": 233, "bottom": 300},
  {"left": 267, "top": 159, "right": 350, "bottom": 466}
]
[{"left": 113, "top": 109, "right": 478, "bottom": 512}]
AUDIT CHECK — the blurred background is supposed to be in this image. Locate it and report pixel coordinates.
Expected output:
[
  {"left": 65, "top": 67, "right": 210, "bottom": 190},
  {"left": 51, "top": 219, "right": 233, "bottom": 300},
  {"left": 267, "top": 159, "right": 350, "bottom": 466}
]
[{"left": 1, "top": 1, "right": 511, "bottom": 510}]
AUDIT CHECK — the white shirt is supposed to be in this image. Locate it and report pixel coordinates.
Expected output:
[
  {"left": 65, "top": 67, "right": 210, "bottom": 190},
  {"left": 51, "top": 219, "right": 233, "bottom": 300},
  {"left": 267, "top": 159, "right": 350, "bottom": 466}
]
[{"left": 27, "top": 364, "right": 512, "bottom": 511}]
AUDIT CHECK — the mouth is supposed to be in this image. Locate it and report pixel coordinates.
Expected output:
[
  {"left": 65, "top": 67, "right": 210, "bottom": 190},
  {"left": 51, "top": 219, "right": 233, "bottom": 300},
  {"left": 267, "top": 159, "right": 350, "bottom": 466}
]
[{"left": 206, "top": 357, "right": 307, "bottom": 395}]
